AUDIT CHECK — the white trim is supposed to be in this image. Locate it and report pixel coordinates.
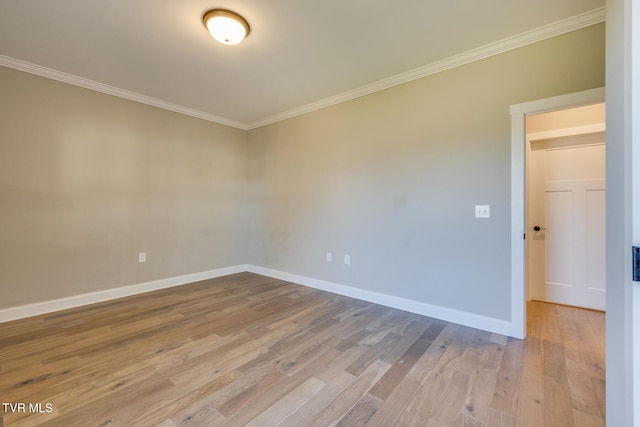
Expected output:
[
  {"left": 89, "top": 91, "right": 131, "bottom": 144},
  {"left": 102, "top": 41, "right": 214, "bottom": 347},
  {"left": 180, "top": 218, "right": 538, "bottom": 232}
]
[
  {"left": 1, "top": 9, "right": 604, "bottom": 131},
  {"left": 510, "top": 87, "right": 605, "bottom": 339},
  {"left": 0, "top": 55, "right": 249, "bottom": 131},
  {"left": 2, "top": 262, "right": 522, "bottom": 337},
  {"left": 0, "top": 265, "right": 247, "bottom": 323},
  {"left": 247, "top": 8, "right": 605, "bottom": 130},
  {"left": 246, "top": 265, "right": 513, "bottom": 337},
  {"left": 527, "top": 123, "right": 606, "bottom": 143},
  {"left": 530, "top": 134, "right": 605, "bottom": 151}
]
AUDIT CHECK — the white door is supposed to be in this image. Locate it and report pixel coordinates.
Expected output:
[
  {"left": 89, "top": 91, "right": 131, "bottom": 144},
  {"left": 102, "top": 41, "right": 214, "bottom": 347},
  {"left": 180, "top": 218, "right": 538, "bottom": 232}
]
[
  {"left": 530, "top": 142, "right": 606, "bottom": 311},
  {"left": 543, "top": 178, "right": 606, "bottom": 310}
]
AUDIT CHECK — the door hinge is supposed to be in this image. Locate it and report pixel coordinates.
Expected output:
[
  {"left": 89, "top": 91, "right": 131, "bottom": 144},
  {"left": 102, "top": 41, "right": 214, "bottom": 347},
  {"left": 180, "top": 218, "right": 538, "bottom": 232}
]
[{"left": 633, "top": 247, "right": 640, "bottom": 281}]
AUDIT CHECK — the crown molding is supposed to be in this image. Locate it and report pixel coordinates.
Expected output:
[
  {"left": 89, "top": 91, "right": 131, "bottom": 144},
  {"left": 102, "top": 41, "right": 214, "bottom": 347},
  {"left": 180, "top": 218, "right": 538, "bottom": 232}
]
[
  {"left": 0, "top": 55, "right": 249, "bottom": 130},
  {"left": 0, "top": 8, "right": 604, "bottom": 132},
  {"left": 246, "top": 7, "right": 605, "bottom": 130}
]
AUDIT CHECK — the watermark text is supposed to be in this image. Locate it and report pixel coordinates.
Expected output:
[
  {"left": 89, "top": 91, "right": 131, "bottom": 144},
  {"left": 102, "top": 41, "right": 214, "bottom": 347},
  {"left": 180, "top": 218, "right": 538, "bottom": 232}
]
[{"left": 2, "top": 402, "right": 53, "bottom": 413}]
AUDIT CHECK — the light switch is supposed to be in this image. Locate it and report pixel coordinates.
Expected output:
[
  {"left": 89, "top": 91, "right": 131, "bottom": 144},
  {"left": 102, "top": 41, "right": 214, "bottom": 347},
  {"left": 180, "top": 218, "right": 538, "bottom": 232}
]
[{"left": 475, "top": 205, "right": 490, "bottom": 218}]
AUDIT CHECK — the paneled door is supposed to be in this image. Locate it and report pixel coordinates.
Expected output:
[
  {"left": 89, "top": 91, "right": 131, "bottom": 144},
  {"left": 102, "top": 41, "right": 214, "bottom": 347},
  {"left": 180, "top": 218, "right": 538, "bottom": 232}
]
[{"left": 531, "top": 143, "right": 606, "bottom": 311}]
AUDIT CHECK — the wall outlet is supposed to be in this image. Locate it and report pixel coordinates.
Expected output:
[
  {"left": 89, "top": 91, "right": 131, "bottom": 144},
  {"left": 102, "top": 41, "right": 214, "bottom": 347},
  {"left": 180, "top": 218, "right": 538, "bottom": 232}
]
[
  {"left": 344, "top": 254, "right": 351, "bottom": 265},
  {"left": 138, "top": 252, "right": 146, "bottom": 263},
  {"left": 326, "top": 252, "right": 332, "bottom": 262},
  {"left": 475, "top": 205, "right": 490, "bottom": 218}
]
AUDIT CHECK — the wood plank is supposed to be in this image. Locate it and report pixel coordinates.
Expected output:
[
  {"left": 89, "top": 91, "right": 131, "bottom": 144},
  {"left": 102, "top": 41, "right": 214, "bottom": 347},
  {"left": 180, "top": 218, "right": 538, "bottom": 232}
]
[
  {"left": 0, "top": 276, "right": 605, "bottom": 427},
  {"left": 561, "top": 306, "right": 606, "bottom": 380},
  {"left": 222, "top": 348, "right": 346, "bottom": 426},
  {"left": 245, "top": 377, "right": 325, "bottom": 427},
  {"left": 334, "top": 329, "right": 372, "bottom": 352},
  {"left": 169, "top": 398, "right": 224, "bottom": 426},
  {"left": 309, "top": 359, "right": 390, "bottom": 427},
  {"left": 395, "top": 370, "right": 447, "bottom": 425},
  {"left": 463, "top": 366, "right": 500, "bottom": 423},
  {"left": 277, "top": 372, "right": 355, "bottom": 427},
  {"left": 335, "top": 393, "right": 382, "bottom": 427},
  {"left": 365, "top": 377, "right": 421, "bottom": 427},
  {"left": 486, "top": 407, "right": 515, "bottom": 427},
  {"left": 544, "top": 376, "right": 575, "bottom": 427},
  {"left": 34, "top": 378, "right": 176, "bottom": 427},
  {"left": 457, "top": 412, "right": 487, "bottom": 426},
  {"left": 573, "top": 408, "right": 605, "bottom": 427},
  {"left": 369, "top": 320, "right": 446, "bottom": 400},
  {"left": 564, "top": 357, "right": 604, "bottom": 418},
  {"left": 118, "top": 370, "right": 242, "bottom": 426},
  {"left": 514, "top": 395, "right": 544, "bottom": 427},
  {"left": 344, "top": 332, "right": 402, "bottom": 376},
  {"left": 217, "top": 370, "right": 286, "bottom": 417},
  {"left": 490, "top": 338, "right": 524, "bottom": 417},
  {"left": 591, "top": 377, "right": 606, "bottom": 419},
  {"left": 543, "top": 340, "right": 567, "bottom": 382},
  {"left": 430, "top": 370, "right": 471, "bottom": 425},
  {"left": 405, "top": 322, "right": 460, "bottom": 384},
  {"left": 585, "top": 310, "right": 605, "bottom": 355}
]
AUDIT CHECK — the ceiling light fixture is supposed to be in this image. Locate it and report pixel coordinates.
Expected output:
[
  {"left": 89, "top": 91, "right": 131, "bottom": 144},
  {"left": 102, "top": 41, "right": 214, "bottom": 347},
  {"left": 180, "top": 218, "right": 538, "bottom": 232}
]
[{"left": 203, "top": 9, "right": 250, "bottom": 46}]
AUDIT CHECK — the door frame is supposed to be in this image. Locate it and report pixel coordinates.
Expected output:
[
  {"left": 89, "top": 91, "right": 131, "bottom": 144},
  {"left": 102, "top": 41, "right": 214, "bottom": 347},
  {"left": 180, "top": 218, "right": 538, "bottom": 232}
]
[{"left": 509, "top": 87, "right": 605, "bottom": 339}]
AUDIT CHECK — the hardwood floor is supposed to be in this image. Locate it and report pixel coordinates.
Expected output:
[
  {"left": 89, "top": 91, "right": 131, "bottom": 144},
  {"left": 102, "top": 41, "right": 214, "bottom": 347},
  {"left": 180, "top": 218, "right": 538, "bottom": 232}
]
[{"left": 0, "top": 273, "right": 605, "bottom": 426}]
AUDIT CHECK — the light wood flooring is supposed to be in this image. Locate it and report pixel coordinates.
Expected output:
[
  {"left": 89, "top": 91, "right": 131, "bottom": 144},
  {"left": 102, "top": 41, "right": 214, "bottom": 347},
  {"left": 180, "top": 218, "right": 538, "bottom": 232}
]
[{"left": 0, "top": 272, "right": 605, "bottom": 426}]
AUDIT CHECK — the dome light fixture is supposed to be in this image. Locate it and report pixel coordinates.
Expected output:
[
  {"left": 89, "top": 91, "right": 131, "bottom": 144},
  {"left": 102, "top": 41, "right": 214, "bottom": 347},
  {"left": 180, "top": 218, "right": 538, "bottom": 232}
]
[{"left": 203, "top": 9, "right": 250, "bottom": 46}]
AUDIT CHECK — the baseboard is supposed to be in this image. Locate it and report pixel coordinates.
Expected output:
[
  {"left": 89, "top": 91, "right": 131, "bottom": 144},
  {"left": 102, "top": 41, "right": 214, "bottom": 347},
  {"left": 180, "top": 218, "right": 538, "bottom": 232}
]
[
  {"left": 246, "top": 264, "right": 514, "bottom": 337},
  {"left": 0, "top": 264, "right": 248, "bottom": 323},
  {"left": 1, "top": 263, "right": 515, "bottom": 337}
]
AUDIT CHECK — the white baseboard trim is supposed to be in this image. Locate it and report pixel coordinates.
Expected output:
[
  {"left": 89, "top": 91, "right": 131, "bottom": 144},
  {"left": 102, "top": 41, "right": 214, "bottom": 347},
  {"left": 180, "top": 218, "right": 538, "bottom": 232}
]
[
  {"left": 0, "top": 264, "right": 248, "bottom": 323},
  {"left": 246, "top": 264, "right": 514, "bottom": 337},
  {"left": 1, "top": 263, "right": 515, "bottom": 338}
]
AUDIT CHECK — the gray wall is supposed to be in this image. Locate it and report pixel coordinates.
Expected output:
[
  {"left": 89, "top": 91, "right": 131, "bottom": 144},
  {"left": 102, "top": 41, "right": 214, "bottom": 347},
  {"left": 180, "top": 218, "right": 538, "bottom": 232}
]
[
  {"left": 0, "top": 24, "right": 605, "bottom": 324},
  {"left": 247, "top": 24, "right": 605, "bottom": 321},
  {"left": 0, "top": 66, "right": 249, "bottom": 309}
]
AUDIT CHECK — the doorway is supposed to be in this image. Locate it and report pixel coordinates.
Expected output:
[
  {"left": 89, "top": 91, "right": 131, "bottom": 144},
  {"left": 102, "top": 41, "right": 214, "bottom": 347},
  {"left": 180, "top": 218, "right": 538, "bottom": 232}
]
[
  {"left": 525, "top": 104, "right": 606, "bottom": 311},
  {"left": 509, "top": 87, "right": 605, "bottom": 339}
]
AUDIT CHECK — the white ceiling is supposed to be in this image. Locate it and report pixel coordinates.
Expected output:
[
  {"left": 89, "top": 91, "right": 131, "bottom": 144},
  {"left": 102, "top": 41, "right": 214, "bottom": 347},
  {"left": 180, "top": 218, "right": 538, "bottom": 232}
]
[{"left": 0, "top": 1, "right": 605, "bottom": 129}]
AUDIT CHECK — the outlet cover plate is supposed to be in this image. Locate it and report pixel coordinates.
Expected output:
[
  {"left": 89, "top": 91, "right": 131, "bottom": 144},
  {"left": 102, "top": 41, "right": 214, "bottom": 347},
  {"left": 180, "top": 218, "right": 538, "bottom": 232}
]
[{"left": 475, "top": 205, "right": 490, "bottom": 218}]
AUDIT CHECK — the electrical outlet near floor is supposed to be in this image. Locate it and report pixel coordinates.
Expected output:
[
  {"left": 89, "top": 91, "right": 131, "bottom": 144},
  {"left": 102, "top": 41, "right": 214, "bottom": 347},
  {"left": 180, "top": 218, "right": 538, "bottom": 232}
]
[{"left": 138, "top": 252, "right": 146, "bottom": 263}]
